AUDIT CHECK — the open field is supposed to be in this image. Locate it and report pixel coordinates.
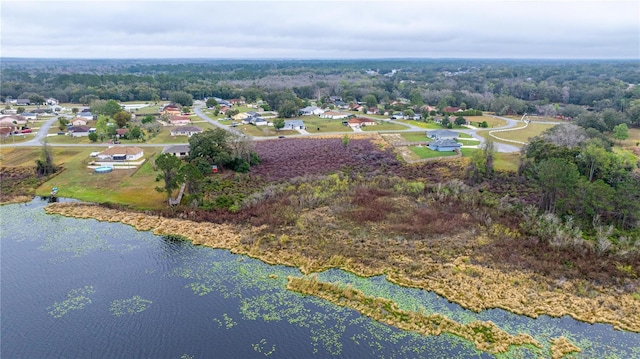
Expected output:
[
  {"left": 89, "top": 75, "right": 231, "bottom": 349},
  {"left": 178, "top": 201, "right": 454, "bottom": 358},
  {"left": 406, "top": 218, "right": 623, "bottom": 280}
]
[
  {"left": 621, "top": 128, "right": 640, "bottom": 147},
  {"left": 457, "top": 138, "right": 480, "bottom": 145},
  {"left": 361, "top": 122, "right": 408, "bottom": 131},
  {"left": 395, "top": 120, "right": 441, "bottom": 129},
  {"left": 400, "top": 132, "right": 429, "bottom": 142},
  {"left": 0, "top": 134, "right": 35, "bottom": 144},
  {"left": 493, "top": 123, "right": 556, "bottom": 143},
  {"left": 302, "top": 117, "right": 351, "bottom": 133},
  {"left": 469, "top": 116, "right": 508, "bottom": 128}
]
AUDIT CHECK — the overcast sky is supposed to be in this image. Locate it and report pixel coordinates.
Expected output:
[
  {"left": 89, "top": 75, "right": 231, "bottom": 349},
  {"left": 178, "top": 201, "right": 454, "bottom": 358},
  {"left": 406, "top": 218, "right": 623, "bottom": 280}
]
[{"left": 1, "top": 0, "right": 638, "bottom": 59}]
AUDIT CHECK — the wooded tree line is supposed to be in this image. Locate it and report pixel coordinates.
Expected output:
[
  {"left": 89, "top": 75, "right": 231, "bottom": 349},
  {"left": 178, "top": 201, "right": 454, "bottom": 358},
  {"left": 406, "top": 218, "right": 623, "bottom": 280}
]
[
  {"left": 2, "top": 60, "right": 638, "bottom": 119},
  {"left": 519, "top": 124, "right": 640, "bottom": 234}
]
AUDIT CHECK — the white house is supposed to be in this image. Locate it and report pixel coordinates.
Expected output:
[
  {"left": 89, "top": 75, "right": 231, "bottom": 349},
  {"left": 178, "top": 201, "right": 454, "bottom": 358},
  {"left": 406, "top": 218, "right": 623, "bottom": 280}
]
[
  {"left": 299, "top": 106, "right": 325, "bottom": 116},
  {"left": 426, "top": 129, "right": 459, "bottom": 140},
  {"left": 170, "top": 126, "right": 203, "bottom": 137},
  {"left": 320, "top": 111, "right": 350, "bottom": 120},
  {"left": 283, "top": 119, "right": 305, "bottom": 130},
  {"left": 162, "top": 144, "right": 190, "bottom": 158},
  {"left": 97, "top": 146, "right": 144, "bottom": 161},
  {"left": 46, "top": 98, "right": 59, "bottom": 106},
  {"left": 70, "top": 125, "right": 91, "bottom": 137}
]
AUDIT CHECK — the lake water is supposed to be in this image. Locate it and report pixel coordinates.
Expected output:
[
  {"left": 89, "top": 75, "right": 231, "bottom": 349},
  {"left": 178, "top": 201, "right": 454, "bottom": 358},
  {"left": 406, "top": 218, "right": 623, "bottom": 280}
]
[{"left": 1, "top": 198, "right": 638, "bottom": 358}]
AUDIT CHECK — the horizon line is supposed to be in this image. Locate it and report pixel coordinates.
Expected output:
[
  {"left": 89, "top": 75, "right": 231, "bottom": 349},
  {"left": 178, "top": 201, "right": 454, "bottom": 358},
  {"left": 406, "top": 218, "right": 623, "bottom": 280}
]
[{"left": 1, "top": 56, "right": 637, "bottom": 61}]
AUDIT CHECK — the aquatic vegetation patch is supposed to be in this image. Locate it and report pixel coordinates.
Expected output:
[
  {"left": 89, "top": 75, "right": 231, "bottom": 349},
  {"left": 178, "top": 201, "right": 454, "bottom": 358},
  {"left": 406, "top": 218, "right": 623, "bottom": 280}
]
[
  {"left": 287, "top": 276, "right": 541, "bottom": 355},
  {"left": 47, "top": 286, "right": 95, "bottom": 318},
  {"left": 251, "top": 338, "right": 276, "bottom": 356},
  {"left": 212, "top": 313, "right": 237, "bottom": 329},
  {"left": 109, "top": 295, "right": 153, "bottom": 316}
]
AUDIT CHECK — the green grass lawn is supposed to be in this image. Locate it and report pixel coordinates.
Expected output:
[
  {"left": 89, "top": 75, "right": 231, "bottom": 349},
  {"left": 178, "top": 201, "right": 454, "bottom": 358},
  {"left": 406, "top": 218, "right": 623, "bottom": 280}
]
[
  {"left": 458, "top": 133, "right": 473, "bottom": 138},
  {"left": 34, "top": 147, "right": 167, "bottom": 209},
  {"left": 303, "top": 118, "right": 351, "bottom": 133},
  {"left": 0, "top": 133, "right": 36, "bottom": 144},
  {"left": 493, "top": 123, "right": 556, "bottom": 143},
  {"left": 400, "top": 132, "right": 429, "bottom": 142},
  {"left": 410, "top": 146, "right": 458, "bottom": 159},
  {"left": 235, "top": 124, "right": 297, "bottom": 137},
  {"left": 361, "top": 122, "right": 408, "bottom": 131},
  {"left": 44, "top": 134, "right": 96, "bottom": 144},
  {"left": 457, "top": 139, "right": 480, "bottom": 145},
  {"left": 457, "top": 148, "right": 520, "bottom": 172},
  {"left": 469, "top": 116, "right": 507, "bottom": 128},
  {"left": 395, "top": 120, "right": 441, "bottom": 129},
  {"left": 459, "top": 148, "right": 477, "bottom": 157}
]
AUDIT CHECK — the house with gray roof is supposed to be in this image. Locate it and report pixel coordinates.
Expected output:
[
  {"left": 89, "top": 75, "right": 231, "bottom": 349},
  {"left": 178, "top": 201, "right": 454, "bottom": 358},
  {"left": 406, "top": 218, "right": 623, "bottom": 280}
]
[
  {"left": 162, "top": 144, "right": 191, "bottom": 158},
  {"left": 283, "top": 120, "right": 305, "bottom": 130},
  {"left": 426, "top": 129, "right": 459, "bottom": 140},
  {"left": 428, "top": 139, "right": 462, "bottom": 152},
  {"left": 170, "top": 126, "right": 203, "bottom": 137},
  {"left": 299, "top": 106, "right": 324, "bottom": 116}
]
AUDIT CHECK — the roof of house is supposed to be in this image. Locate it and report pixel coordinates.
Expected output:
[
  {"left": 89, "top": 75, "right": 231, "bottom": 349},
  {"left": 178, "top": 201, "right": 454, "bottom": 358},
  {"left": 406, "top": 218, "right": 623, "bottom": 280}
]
[
  {"left": 116, "top": 128, "right": 130, "bottom": 135},
  {"left": 0, "top": 115, "right": 25, "bottom": 122},
  {"left": 348, "top": 117, "right": 376, "bottom": 124},
  {"left": 444, "top": 106, "right": 462, "bottom": 113},
  {"left": 0, "top": 127, "right": 13, "bottom": 135},
  {"left": 72, "top": 125, "right": 91, "bottom": 132},
  {"left": 430, "top": 139, "right": 461, "bottom": 147},
  {"left": 285, "top": 120, "right": 305, "bottom": 127},
  {"left": 162, "top": 144, "right": 190, "bottom": 154},
  {"left": 21, "top": 112, "right": 36, "bottom": 116},
  {"left": 428, "top": 129, "right": 458, "bottom": 138},
  {"left": 99, "top": 146, "right": 144, "bottom": 156},
  {"left": 172, "top": 126, "right": 202, "bottom": 132}
]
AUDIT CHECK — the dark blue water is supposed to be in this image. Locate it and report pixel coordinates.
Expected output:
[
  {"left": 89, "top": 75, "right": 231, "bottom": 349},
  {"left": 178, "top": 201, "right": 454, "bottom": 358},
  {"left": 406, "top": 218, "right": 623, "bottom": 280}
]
[{"left": 1, "top": 198, "right": 638, "bottom": 358}]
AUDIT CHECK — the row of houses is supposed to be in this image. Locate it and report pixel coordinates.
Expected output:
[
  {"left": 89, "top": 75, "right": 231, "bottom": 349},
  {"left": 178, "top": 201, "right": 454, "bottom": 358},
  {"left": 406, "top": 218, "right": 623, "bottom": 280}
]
[{"left": 5, "top": 98, "right": 59, "bottom": 106}]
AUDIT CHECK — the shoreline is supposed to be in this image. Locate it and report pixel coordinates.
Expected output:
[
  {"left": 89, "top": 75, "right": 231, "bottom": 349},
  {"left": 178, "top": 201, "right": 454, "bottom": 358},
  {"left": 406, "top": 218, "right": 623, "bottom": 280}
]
[{"left": 45, "top": 202, "right": 640, "bottom": 334}]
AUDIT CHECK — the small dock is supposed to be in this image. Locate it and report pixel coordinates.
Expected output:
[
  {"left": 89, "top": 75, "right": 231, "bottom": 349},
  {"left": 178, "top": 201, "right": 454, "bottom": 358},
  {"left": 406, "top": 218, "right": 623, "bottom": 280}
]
[{"left": 169, "top": 183, "right": 186, "bottom": 206}]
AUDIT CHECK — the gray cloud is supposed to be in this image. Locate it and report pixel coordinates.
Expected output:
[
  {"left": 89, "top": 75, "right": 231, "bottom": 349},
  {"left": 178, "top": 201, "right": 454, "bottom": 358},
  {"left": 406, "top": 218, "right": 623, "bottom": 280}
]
[{"left": 1, "top": 1, "right": 638, "bottom": 59}]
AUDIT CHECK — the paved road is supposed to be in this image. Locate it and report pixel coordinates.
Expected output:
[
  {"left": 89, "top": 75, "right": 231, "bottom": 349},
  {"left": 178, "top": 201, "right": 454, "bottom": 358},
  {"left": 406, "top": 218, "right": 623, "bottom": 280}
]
[{"left": 5, "top": 115, "right": 61, "bottom": 147}]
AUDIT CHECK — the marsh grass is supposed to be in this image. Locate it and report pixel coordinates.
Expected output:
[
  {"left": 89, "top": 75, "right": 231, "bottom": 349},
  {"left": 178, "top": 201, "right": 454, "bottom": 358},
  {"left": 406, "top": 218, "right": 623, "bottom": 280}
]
[{"left": 286, "top": 276, "right": 542, "bottom": 354}]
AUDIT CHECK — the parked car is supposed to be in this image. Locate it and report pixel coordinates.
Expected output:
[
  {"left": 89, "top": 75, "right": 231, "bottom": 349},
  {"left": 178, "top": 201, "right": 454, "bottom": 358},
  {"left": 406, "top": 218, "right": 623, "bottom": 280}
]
[{"left": 21, "top": 129, "right": 32, "bottom": 133}]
